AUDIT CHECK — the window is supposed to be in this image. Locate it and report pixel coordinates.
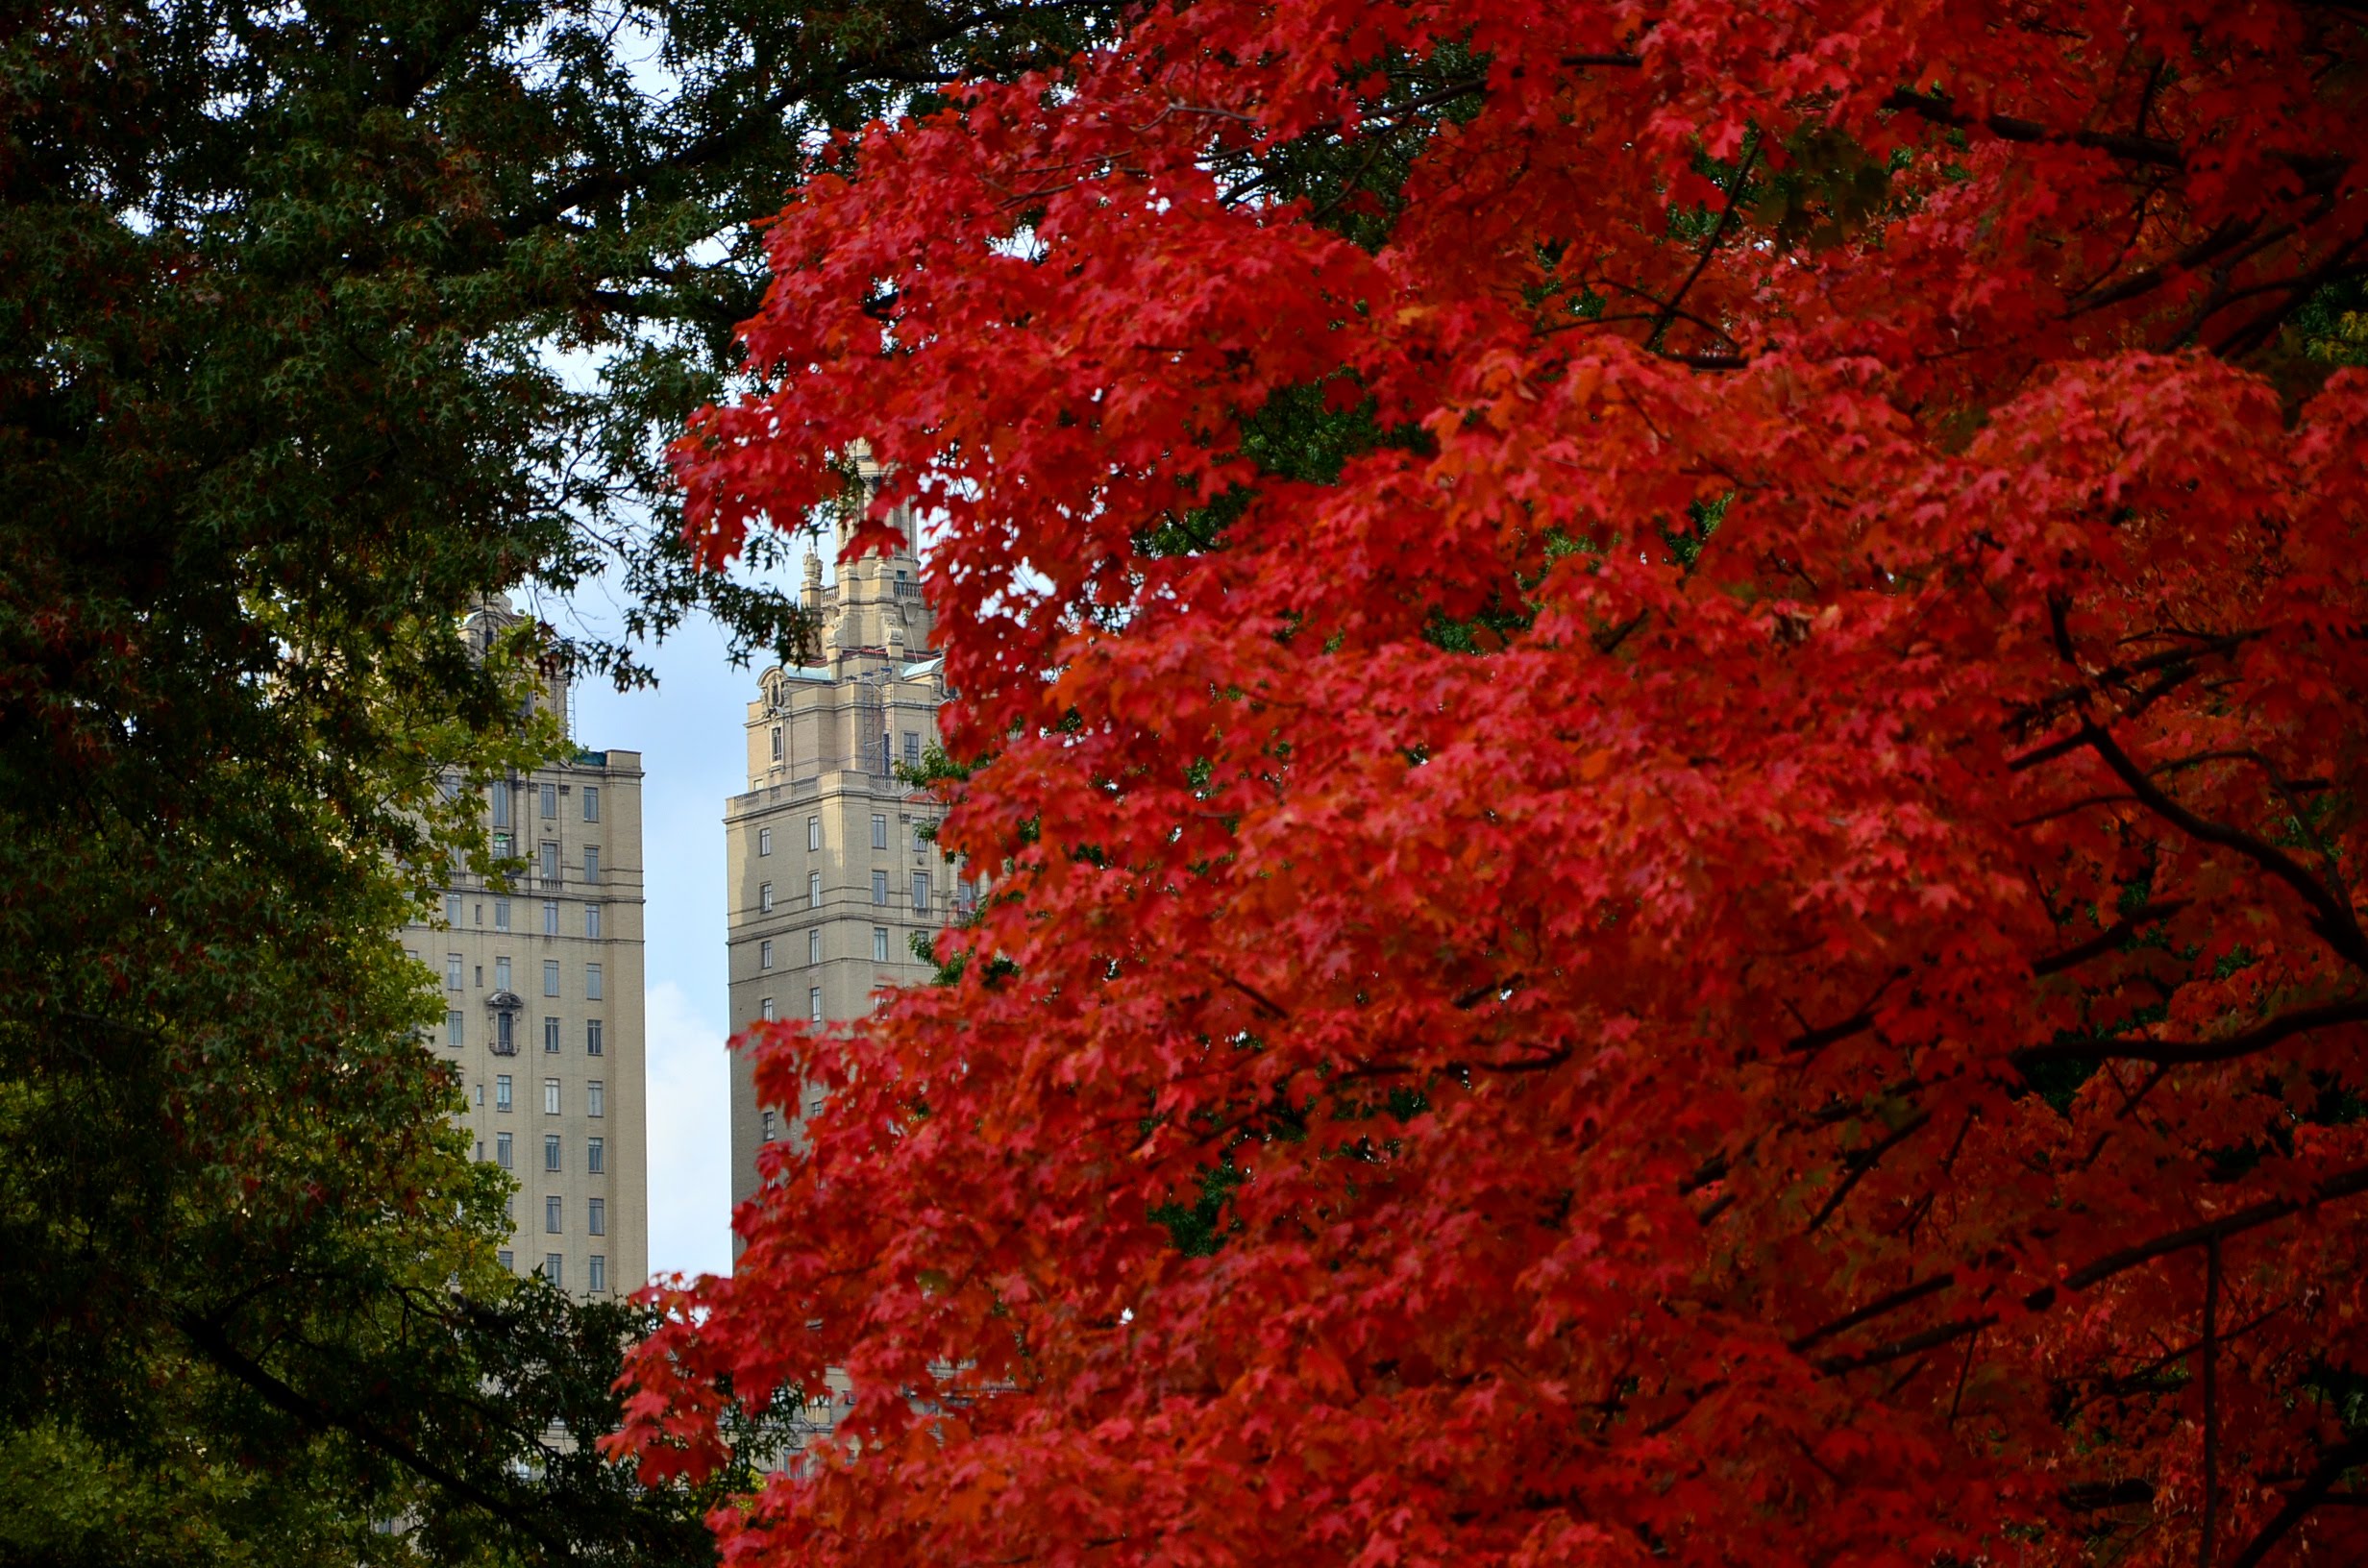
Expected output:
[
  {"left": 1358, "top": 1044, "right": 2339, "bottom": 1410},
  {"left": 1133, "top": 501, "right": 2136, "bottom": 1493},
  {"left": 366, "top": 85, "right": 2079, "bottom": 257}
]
[
  {"left": 494, "top": 898, "right": 510, "bottom": 931},
  {"left": 544, "top": 1134, "right": 561, "bottom": 1172},
  {"left": 492, "top": 831, "right": 513, "bottom": 860},
  {"left": 581, "top": 787, "right": 600, "bottom": 822},
  {"left": 761, "top": 1112, "right": 776, "bottom": 1143},
  {"left": 807, "top": 930, "right": 822, "bottom": 965},
  {"left": 758, "top": 826, "right": 773, "bottom": 856},
  {"left": 542, "top": 960, "right": 559, "bottom": 997},
  {"left": 872, "top": 870, "right": 889, "bottom": 905},
  {"left": 494, "top": 957, "right": 511, "bottom": 992},
  {"left": 545, "top": 1196, "right": 562, "bottom": 1234},
  {"left": 873, "top": 927, "right": 890, "bottom": 963},
  {"left": 543, "top": 900, "right": 558, "bottom": 935},
  {"left": 474, "top": 904, "right": 483, "bottom": 926},
  {"left": 588, "top": 1197, "right": 605, "bottom": 1237},
  {"left": 770, "top": 726, "right": 782, "bottom": 761},
  {"left": 585, "top": 904, "right": 602, "bottom": 939},
  {"left": 903, "top": 731, "right": 921, "bottom": 767},
  {"left": 871, "top": 814, "right": 888, "bottom": 849},
  {"left": 544, "top": 1254, "right": 563, "bottom": 1287},
  {"left": 807, "top": 815, "right": 822, "bottom": 850},
  {"left": 474, "top": 1082, "right": 483, "bottom": 1107},
  {"left": 808, "top": 871, "right": 823, "bottom": 909},
  {"left": 495, "top": 1133, "right": 512, "bottom": 1169},
  {"left": 588, "top": 1255, "right": 606, "bottom": 1292},
  {"left": 585, "top": 963, "right": 603, "bottom": 1000},
  {"left": 498, "top": 1249, "right": 514, "bottom": 1272},
  {"left": 759, "top": 996, "right": 775, "bottom": 1020},
  {"left": 543, "top": 1078, "right": 560, "bottom": 1115},
  {"left": 541, "top": 783, "right": 557, "bottom": 818},
  {"left": 446, "top": 1010, "right": 464, "bottom": 1049},
  {"left": 586, "top": 1081, "right": 604, "bottom": 1117},
  {"left": 445, "top": 893, "right": 462, "bottom": 926},
  {"left": 543, "top": 1016, "right": 559, "bottom": 1053},
  {"left": 490, "top": 784, "right": 511, "bottom": 828},
  {"left": 759, "top": 882, "right": 774, "bottom": 914},
  {"left": 474, "top": 965, "right": 483, "bottom": 987},
  {"left": 496, "top": 1011, "right": 514, "bottom": 1053},
  {"left": 809, "top": 1096, "right": 824, "bottom": 1116},
  {"left": 447, "top": 954, "right": 464, "bottom": 991},
  {"left": 494, "top": 1075, "right": 512, "bottom": 1112},
  {"left": 760, "top": 939, "right": 775, "bottom": 970},
  {"left": 541, "top": 842, "right": 558, "bottom": 881},
  {"left": 582, "top": 845, "right": 600, "bottom": 883},
  {"left": 912, "top": 872, "right": 930, "bottom": 913},
  {"left": 808, "top": 987, "right": 823, "bottom": 1023},
  {"left": 586, "top": 1019, "right": 603, "bottom": 1056},
  {"left": 586, "top": 1137, "right": 604, "bottom": 1174},
  {"left": 913, "top": 820, "right": 929, "bottom": 851}
]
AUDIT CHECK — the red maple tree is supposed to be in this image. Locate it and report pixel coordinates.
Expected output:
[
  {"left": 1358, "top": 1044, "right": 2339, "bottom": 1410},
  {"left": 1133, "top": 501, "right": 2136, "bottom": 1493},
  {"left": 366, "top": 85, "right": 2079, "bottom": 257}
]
[{"left": 610, "top": 3, "right": 2368, "bottom": 1562}]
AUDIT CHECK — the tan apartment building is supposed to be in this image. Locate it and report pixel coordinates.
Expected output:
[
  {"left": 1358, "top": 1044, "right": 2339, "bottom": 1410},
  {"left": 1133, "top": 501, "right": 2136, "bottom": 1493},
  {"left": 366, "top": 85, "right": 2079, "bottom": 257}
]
[
  {"left": 404, "top": 599, "right": 650, "bottom": 1299},
  {"left": 723, "top": 467, "right": 962, "bottom": 1233}
]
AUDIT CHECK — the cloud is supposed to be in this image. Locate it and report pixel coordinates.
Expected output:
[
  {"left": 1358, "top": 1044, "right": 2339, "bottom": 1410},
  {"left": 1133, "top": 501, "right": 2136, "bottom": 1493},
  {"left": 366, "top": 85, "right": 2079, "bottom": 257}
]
[{"left": 643, "top": 978, "right": 734, "bottom": 1282}]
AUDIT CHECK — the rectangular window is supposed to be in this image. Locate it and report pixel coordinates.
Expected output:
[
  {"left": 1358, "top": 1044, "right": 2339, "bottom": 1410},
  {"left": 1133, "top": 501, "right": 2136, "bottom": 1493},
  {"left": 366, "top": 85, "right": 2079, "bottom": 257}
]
[
  {"left": 543, "top": 1016, "right": 559, "bottom": 1053},
  {"left": 758, "top": 826, "right": 773, "bottom": 856},
  {"left": 582, "top": 845, "right": 600, "bottom": 883},
  {"left": 808, "top": 930, "right": 822, "bottom": 965},
  {"left": 541, "top": 783, "right": 557, "bottom": 818},
  {"left": 544, "top": 1134, "right": 561, "bottom": 1172},
  {"left": 871, "top": 814, "right": 888, "bottom": 849},
  {"left": 495, "top": 1132, "right": 512, "bottom": 1169},
  {"left": 498, "top": 1249, "right": 514, "bottom": 1272},
  {"left": 447, "top": 954, "right": 464, "bottom": 991},
  {"left": 911, "top": 872, "right": 930, "bottom": 913},
  {"left": 585, "top": 904, "right": 602, "bottom": 940},
  {"left": 445, "top": 893, "right": 462, "bottom": 926},
  {"left": 543, "top": 1078, "right": 560, "bottom": 1115},
  {"left": 588, "top": 1255, "right": 606, "bottom": 1293},
  {"left": 586, "top": 1081, "right": 604, "bottom": 1117},
  {"left": 913, "top": 820, "right": 929, "bottom": 851},
  {"left": 541, "top": 842, "right": 558, "bottom": 881},
  {"left": 808, "top": 871, "right": 822, "bottom": 909},
  {"left": 545, "top": 1196, "right": 562, "bottom": 1234},
  {"left": 903, "top": 731, "right": 921, "bottom": 767},
  {"left": 770, "top": 726, "right": 782, "bottom": 760},
  {"left": 494, "top": 956, "right": 511, "bottom": 992},
  {"left": 588, "top": 1197, "right": 605, "bottom": 1237},
  {"left": 807, "top": 815, "right": 822, "bottom": 851},
  {"left": 872, "top": 870, "right": 888, "bottom": 905},
  {"left": 490, "top": 784, "right": 511, "bottom": 828},
  {"left": 586, "top": 1018, "right": 603, "bottom": 1056},
  {"left": 760, "top": 939, "right": 775, "bottom": 970},
  {"left": 585, "top": 964, "right": 603, "bottom": 1001},
  {"left": 495, "top": 1075, "right": 512, "bottom": 1112},
  {"left": 873, "top": 926, "right": 890, "bottom": 963},
  {"left": 808, "top": 987, "right": 823, "bottom": 1023},
  {"left": 543, "top": 1253, "right": 563, "bottom": 1286},
  {"left": 496, "top": 1011, "right": 514, "bottom": 1053},
  {"left": 758, "top": 882, "right": 774, "bottom": 914},
  {"left": 542, "top": 960, "right": 559, "bottom": 997},
  {"left": 761, "top": 1111, "right": 776, "bottom": 1143},
  {"left": 581, "top": 787, "right": 600, "bottom": 822},
  {"left": 494, "top": 898, "right": 510, "bottom": 932},
  {"left": 759, "top": 996, "right": 776, "bottom": 1020},
  {"left": 491, "top": 831, "right": 513, "bottom": 860},
  {"left": 543, "top": 900, "right": 558, "bottom": 935},
  {"left": 586, "top": 1137, "right": 604, "bottom": 1174},
  {"left": 446, "top": 1010, "right": 464, "bottom": 1049}
]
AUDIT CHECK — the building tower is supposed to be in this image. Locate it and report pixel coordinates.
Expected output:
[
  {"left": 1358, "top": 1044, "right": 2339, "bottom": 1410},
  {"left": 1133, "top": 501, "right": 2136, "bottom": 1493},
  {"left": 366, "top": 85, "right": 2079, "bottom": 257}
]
[
  {"left": 723, "top": 456, "right": 960, "bottom": 1235},
  {"left": 404, "top": 597, "right": 649, "bottom": 1297}
]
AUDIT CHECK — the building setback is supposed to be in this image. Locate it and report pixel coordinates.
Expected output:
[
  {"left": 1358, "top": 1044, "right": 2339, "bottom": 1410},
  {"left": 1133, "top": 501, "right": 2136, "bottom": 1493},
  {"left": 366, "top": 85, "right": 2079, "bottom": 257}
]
[
  {"left": 405, "top": 599, "right": 649, "bottom": 1298},
  {"left": 724, "top": 462, "right": 961, "bottom": 1237}
]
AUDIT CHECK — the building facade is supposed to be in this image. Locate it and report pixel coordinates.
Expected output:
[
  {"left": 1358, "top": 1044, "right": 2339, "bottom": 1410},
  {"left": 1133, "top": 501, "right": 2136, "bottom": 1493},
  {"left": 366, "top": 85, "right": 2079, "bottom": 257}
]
[
  {"left": 405, "top": 600, "right": 650, "bottom": 1298},
  {"left": 723, "top": 470, "right": 960, "bottom": 1234}
]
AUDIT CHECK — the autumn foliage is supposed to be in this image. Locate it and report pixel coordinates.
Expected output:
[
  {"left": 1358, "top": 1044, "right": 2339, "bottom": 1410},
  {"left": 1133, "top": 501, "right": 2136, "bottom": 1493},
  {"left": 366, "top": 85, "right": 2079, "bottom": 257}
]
[{"left": 613, "top": 2, "right": 2368, "bottom": 1562}]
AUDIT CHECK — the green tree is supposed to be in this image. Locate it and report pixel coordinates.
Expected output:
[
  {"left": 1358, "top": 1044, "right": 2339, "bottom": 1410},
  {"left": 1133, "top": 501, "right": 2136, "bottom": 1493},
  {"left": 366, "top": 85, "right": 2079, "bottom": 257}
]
[{"left": 1, "top": 0, "right": 1097, "bottom": 1557}]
